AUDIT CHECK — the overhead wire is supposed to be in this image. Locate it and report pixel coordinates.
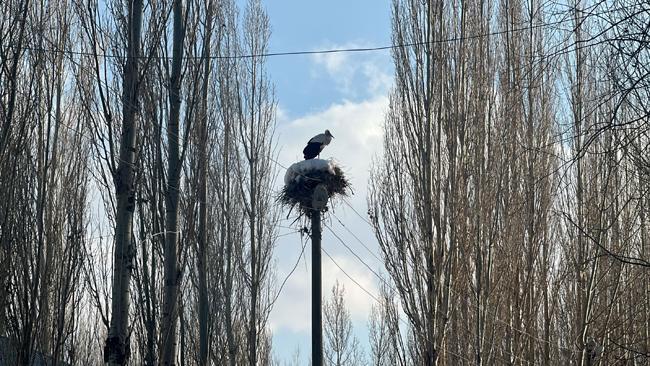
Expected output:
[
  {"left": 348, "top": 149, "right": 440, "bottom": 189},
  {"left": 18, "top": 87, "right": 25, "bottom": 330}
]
[
  {"left": 324, "top": 219, "right": 492, "bottom": 361},
  {"left": 321, "top": 246, "right": 382, "bottom": 304},
  {"left": 324, "top": 223, "right": 386, "bottom": 284},
  {"left": 5, "top": 0, "right": 635, "bottom": 155},
  {"left": 0, "top": 4, "right": 630, "bottom": 62},
  {"left": 266, "top": 230, "right": 309, "bottom": 312},
  {"left": 330, "top": 210, "right": 384, "bottom": 264},
  {"left": 0, "top": 17, "right": 566, "bottom": 60}
]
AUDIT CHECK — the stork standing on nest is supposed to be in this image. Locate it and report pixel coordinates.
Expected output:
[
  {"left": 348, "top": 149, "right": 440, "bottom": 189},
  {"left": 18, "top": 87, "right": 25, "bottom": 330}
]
[{"left": 303, "top": 130, "right": 334, "bottom": 160}]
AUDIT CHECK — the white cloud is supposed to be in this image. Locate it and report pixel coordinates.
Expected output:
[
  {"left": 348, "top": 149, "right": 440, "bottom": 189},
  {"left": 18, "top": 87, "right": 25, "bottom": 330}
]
[
  {"left": 310, "top": 42, "right": 393, "bottom": 99},
  {"left": 363, "top": 62, "right": 393, "bottom": 96},
  {"left": 312, "top": 50, "right": 347, "bottom": 76}
]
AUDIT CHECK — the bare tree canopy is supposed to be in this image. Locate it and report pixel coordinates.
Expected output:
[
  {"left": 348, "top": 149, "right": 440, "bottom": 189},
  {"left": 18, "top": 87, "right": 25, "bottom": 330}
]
[{"left": 369, "top": 0, "right": 650, "bottom": 364}]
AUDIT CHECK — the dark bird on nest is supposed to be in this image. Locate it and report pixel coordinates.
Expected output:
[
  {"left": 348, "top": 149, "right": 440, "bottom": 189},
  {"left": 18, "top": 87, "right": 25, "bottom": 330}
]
[{"left": 302, "top": 130, "right": 334, "bottom": 160}]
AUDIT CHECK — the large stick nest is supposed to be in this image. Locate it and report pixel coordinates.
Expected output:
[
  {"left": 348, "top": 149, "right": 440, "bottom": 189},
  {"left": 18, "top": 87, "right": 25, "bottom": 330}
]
[{"left": 279, "top": 161, "right": 350, "bottom": 215}]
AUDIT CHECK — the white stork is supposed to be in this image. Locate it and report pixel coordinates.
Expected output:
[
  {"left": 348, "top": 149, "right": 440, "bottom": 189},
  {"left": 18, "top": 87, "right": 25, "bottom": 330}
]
[{"left": 303, "top": 130, "right": 334, "bottom": 159}]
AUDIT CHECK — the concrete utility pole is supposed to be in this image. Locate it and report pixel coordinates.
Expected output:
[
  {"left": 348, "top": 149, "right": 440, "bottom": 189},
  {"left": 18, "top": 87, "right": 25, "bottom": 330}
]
[
  {"left": 281, "top": 161, "right": 349, "bottom": 366},
  {"left": 311, "top": 184, "right": 328, "bottom": 366}
]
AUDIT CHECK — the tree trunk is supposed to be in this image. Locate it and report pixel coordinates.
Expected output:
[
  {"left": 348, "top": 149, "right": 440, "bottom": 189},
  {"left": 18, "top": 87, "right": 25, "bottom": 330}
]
[
  {"left": 248, "top": 165, "right": 258, "bottom": 366},
  {"left": 197, "top": 2, "right": 214, "bottom": 365},
  {"left": 104, "top": 0, "right": 144, "bottom": 364},
  {"left": 160, "top": 0, "right": 185, "bottom": 364}
]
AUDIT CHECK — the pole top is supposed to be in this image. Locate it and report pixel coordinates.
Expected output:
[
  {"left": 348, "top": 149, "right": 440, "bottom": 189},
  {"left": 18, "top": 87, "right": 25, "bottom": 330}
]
[{"left": 312, "top": 184, "right": 328, "bottom": 210}]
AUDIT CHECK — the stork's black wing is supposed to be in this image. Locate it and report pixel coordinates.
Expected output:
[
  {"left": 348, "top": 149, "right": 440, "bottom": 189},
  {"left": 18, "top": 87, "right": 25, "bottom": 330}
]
[{"left": 303, "top": 142, "right": 321, "bottom": 160}]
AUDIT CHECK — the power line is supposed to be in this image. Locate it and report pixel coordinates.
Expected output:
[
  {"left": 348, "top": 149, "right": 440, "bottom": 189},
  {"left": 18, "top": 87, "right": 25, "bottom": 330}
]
[
  {"left": 330, "top": 211, "right": 384, "bottom": 264},
  {"left": 341, "top": 197, "right": 375, "bottom": 228},
  {"left": 276, "top": 229, "right": 303, "bottom": 239},
  {"left": 0, "top": 5, "right": 620, "bottom": 62},
  {"left": 321, "top": 246, "right": 381, "bottom": 303},
  {"left": 267, "top": 232, "right": 308, "bottom": 311},
  {"left": 324, "top": 223, "right": 386, "bottom": 284},
  {"left": 6, "top": 2, "right": 632, "bottom": 60},
  {"left": 4, "top": 1, "right": 634, "bottom": 155},
  {"left": 325, "top": 222, "right": 501, "bottom": 360}
]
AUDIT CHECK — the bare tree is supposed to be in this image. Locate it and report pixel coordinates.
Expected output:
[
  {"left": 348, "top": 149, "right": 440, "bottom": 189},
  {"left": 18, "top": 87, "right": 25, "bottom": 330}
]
[
  {"left": 368, "top": 1, "right": 454, "bottom": 363},
  {"left": 233, "top": 1, "right": 279, "bottom": 364},
  {"left": 368, "top": 285, "right": 408, "bottom": 366},
  {"left": 0, "top": 2, "right": 90, "bottom": 365},
  {"left": 102, "top": 0, "right": 145, "bottom": 363},
  {"left": 195, "top": 1, "right": 216, "bottom": 364},
  {"left": 323, "top": 282, "right": 364, "bottom": 366},
  {"left": 170, "top": 1, "right": 279, "bottom": 365},
  {"left": 159, "top": 0, "right": 187, "bottom": 364}
]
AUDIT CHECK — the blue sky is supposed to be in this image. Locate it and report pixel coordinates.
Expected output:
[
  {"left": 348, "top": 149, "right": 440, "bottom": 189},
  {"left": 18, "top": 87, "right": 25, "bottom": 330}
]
[
  {"left": 262, "top": 0, "right": 394, "bottom": 363},
  {"left": 265, "top": 0, "right": 393, "bottom": 115}
]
